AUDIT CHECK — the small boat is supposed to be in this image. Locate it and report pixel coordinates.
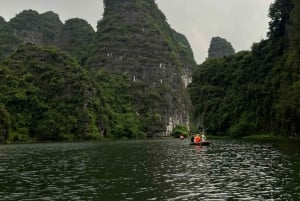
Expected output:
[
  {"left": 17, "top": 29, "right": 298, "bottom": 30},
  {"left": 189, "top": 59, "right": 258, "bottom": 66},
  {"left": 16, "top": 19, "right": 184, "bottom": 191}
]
[{"left": 190, "top": 141, "right": 210, "bottom": 146}]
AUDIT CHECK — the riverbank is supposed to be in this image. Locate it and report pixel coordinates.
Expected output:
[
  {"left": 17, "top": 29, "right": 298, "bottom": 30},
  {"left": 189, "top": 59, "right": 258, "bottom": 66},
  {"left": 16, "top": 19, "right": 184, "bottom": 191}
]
[
  {"left": 243, "top": 134, "right": 300, "bottom": 142},
  {"left": 205, "top": 134, "right": 300, "bottom": 142},
  {"left": 2, "top": 133, "right": 299, "bottom": 145},
  {"left": 242, "top": 134, "right": 285, "bottom": 141},
  {"left": 0, "top": 135, "right": 173, "bottom": 145}
]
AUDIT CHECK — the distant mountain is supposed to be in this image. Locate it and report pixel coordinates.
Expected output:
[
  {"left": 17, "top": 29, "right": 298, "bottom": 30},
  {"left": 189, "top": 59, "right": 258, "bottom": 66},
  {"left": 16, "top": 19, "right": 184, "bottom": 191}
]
[
  {"left": 208, "top": 36, "right": 235, "bottom": 59},
  {"left": 0, "top": 10, "right": 94, "bottom": 63}
]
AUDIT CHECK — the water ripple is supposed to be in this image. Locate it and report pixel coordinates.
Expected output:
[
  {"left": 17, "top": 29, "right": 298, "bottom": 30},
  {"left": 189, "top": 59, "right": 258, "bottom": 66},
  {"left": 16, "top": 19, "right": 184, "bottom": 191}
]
[{"left": 0, "top": 140, "right": 299, "bottom": 200}]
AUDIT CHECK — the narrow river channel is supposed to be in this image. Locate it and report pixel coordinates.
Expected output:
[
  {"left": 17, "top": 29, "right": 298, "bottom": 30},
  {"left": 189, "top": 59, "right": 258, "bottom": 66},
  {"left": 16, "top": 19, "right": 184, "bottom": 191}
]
[{"left": 0, "top": 139, "right": 299, "bottom": 200}]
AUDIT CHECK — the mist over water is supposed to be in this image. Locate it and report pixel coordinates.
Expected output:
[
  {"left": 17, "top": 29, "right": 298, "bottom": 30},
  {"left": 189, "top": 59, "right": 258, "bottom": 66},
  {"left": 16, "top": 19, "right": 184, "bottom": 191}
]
[{"left": 0, "top": 139, "right": 299, "bottom": 200}]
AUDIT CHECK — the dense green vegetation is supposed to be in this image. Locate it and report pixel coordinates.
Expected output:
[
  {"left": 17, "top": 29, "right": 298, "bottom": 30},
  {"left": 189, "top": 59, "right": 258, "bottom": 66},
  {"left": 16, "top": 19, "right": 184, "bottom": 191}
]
[
  {"left": 0, "top": 0, "right": 196, "bottom": 143},
  {"left": 171, "top": 125, "right": 189, "bottom": 138},
  {"left": 0, "top": 44, "right": 97, "bottom": 141},
  {"left": 0, "top": 44, "right": 147, "bottom": 142},
  {"left": 189, "top": 0, "right": 300, "bottom": 138}
]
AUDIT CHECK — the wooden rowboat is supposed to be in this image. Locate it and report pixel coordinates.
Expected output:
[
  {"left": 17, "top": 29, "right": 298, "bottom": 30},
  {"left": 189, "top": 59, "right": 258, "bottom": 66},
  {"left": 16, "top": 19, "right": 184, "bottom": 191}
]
[{"left": 190, "top": 141, "right": 210, "bottom": 146}]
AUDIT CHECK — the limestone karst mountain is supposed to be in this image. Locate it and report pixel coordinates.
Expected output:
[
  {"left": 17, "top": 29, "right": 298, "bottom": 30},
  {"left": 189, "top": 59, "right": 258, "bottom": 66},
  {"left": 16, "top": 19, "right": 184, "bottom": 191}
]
[
  {"left": 208, "top": 36, "right": 235, "bottom": 59},
  {"left": 0, "top": 10, "right": 95, "bottom": 63},
  {"left": 87, "top": 0, "right": 196, "bottom": 135}
]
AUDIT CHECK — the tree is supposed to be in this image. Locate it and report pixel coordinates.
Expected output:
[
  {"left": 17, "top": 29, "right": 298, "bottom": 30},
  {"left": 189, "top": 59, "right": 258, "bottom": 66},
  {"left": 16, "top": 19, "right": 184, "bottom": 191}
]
[{"left": 0, "top": 103, "right": 10, "bottom": 141}]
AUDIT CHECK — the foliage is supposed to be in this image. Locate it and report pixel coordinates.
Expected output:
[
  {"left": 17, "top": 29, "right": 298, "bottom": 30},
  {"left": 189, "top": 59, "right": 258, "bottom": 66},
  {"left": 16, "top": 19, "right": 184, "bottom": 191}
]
[
  {"left": 0, "top": 22, "right": 21, "bottom": 59},
  {"left": 189, "top": 0, "right": 300, "bottom": 138},
  {"left": 171, "top": 125, "right": 189, "bottom": 138},
  {"left": 0, "top": 102, "right": 10, "bottom": 142},
  {"left": 59, "top": 18, "right": 95, "bottom": 65},
  {"left": 0, "top": 44, "right": 92, "bottom": 141}
]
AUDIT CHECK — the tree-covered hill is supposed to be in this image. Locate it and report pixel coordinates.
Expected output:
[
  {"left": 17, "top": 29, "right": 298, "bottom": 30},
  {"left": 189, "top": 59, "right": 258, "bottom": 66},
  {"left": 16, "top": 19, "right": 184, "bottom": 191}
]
[
  {"left": 0, "top": 44, "right": 147, "bottom": 142},
  {"left": 189, "top": 0, "right": 300, "bottom": 138},
  {"left": 0, "top": 44, "right": 96, "bottom": 141}
]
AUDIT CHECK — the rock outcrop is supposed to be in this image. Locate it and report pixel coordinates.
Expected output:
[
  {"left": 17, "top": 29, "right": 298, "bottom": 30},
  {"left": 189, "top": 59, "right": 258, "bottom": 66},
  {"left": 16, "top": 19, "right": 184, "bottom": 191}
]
[{"left": 208, "top": 36, "right": 235, "bottom": 59}]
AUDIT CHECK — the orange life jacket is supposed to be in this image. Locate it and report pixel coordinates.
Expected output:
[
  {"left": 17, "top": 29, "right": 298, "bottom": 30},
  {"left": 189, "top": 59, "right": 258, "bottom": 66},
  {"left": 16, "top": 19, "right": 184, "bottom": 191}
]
[{"left": 194, "top": 136, "right": 202, "bottom": 143}]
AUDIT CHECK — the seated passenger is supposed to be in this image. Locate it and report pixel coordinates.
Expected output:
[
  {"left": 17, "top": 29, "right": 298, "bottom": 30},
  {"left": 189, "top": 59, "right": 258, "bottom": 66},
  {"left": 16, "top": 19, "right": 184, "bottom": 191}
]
[{"left": 194, "top": 134, "right": 202, "bottom": 143}]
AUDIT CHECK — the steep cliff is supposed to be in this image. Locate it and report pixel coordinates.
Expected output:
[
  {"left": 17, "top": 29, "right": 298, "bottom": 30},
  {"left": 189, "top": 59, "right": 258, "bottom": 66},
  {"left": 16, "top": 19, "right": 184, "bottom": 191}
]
[
  {"left": 208, "top": 36, "right": 235, "bottom": 59},
  {"left": 87, "top": 0, "right": 196, "bottom": 135}
]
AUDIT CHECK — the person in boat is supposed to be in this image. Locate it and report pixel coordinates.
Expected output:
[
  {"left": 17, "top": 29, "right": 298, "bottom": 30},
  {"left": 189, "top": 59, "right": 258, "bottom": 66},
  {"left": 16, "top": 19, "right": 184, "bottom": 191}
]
[
  {"left": 190, "top": 135, "right": 194, "bottom": 142},
  {"left": 194, "top": 134, "right": 202, "bottom": 143},
  {"left": 201, "top": 133, "right": 206, "bottom": 142}
]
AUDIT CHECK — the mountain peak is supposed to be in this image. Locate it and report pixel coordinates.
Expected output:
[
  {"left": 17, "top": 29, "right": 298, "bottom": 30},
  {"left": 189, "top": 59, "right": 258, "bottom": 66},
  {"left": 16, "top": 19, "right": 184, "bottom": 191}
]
[{"left": 208, "top": 36, "right": 235, "bottom": 59}]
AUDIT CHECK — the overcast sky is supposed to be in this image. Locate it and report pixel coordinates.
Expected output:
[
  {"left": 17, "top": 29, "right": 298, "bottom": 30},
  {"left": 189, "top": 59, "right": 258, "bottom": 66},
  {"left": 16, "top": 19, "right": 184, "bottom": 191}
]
[{"left": 0, "top": 0, "right": 274, "bottom": 63}]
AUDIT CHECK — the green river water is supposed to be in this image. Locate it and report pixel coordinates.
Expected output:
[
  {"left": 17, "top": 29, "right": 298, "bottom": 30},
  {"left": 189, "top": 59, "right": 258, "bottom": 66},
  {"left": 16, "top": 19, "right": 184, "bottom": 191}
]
[{"left": 0, "top": 139, "right": 299, "bottom": 200}]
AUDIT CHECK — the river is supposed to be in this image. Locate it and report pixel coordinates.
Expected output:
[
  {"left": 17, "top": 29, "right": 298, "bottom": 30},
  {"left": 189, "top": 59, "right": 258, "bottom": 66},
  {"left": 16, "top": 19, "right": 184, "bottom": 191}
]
[{"left": 0, "top": 139, "right": 299, "bottom": 200}]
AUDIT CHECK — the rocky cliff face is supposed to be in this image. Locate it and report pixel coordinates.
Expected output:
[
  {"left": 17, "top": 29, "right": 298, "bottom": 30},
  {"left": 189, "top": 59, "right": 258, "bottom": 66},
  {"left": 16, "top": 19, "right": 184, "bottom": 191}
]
[
  {"left": 87, "top": 0, "right": 196, "bottom": 135},
  {"left": 208, "top": 36, "right": 235, "bottom": 59}
]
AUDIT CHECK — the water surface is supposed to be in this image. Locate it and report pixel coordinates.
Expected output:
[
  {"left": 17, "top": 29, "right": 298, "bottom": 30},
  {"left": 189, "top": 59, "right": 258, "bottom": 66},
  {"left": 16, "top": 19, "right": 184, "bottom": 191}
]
[{"left": 0, "top": 139, "right": 299, "bottom": 200}]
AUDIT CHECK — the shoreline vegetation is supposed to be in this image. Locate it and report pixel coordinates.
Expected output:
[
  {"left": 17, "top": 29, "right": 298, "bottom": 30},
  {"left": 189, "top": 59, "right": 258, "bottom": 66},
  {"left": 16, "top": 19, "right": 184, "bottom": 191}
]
[
  {"left": 1, "top": 134, "right": 299, "bottom": 145},
  {"left": 0, "top": 0, "right": 299, "bottom": 143}
]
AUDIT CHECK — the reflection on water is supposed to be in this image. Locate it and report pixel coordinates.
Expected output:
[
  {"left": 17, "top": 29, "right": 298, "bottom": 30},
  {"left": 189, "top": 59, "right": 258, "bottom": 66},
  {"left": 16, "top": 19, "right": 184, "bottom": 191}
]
[{"left": 0, "top": 139, "right": 299, "bottom": 200}]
